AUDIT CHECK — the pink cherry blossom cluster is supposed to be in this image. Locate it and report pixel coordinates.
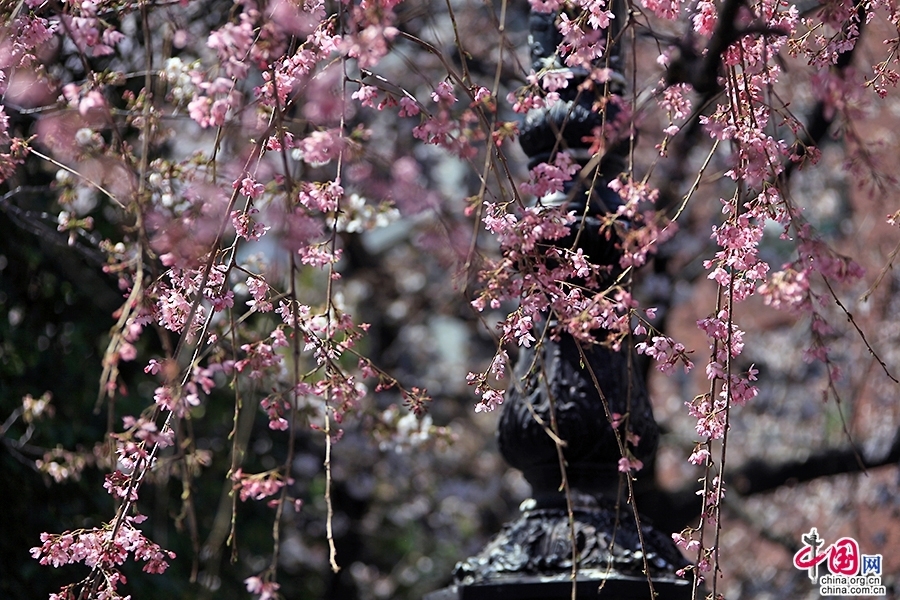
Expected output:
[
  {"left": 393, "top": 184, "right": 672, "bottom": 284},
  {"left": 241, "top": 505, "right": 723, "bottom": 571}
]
[
  {"left": 0, "top": 106, "right": 30, "bottom": 183},
  {"left": 120, "top": 415, "right": 173, "bottom": 448},
  {"left": 703, "top": 207, "right": 768, "bottom": 302},
  {"left": 60, "top": 5, "right": 125, "bottom": 58},
  {"left": 31, "top": 517, "right": 175, "bottom": 599},
  {"left": 148, "top": 268, "right": 217, "bottom": 334},
  {"left": 474, "top": 200, "right": 635, "bottom": 344},
  {"left": 231, "top": 328, "right": 287, "bottom": 380},
  {"left": 255, "top": 24, "right": 335, "bottom": 108},
  {"left": 245, "top": 574, "right": 281, "bottom": 600},
  {"left": 610, "top": 412, "right": 645, "bottom": 472},
  {"left": 465, "top": 346, "right": 510, "bottom": 414},
  {"left": 606, "top": 177, "right": 678, "bottom": 268},
  {"left": 684, "top": 0, "right": 799, "bottom": 429},
  {"left": 187, "top": 76, "right": 241, "bottom": 129},
  {"left": 467, "top": 365, "right": 508, "bottom": 414},
  {"left": 520, "top": 152, "right": 579, "bottom": 198},
  {"left": 691, "top": 0, "right": 718, "bottom": 36},
  {"left": 691, "top": 196, "right": 766, "bottom": 436},
  {"left": 7, "top": 0, "right": 442, "bottom": 594},
  {"left": 617, "top": 454, "right": 644, "bottom": 473},
  {"left": 23, "top": 0, "right": 409, "bottom": 580},
  {"left": 0, "top": 9, "right": 55, "bottom": 72},
  {"left": 557, "top": 11, "right": 610, "bottom": 68},
  {"left": 9, "top": 0, "right": 900, "bottom": 594},
  {"left": 635, "top": 334, "right": 693, "bottom": 375},
  {"left": 246, "top": 276, "right": 274, "bottom": 313},
  {"left": 231, "top": 468, "right": 294, "bottom": 503},
  {"left": 758, "top": 222, "right": 864, "bottom": 376},
  {"left": 470, "top": 183, "right": 681, "bottom": 412},
  {"left": 261, "top": 395, "right": 292, "bottom": 431},
  {"left": 657, "top": 82, "right": 693, "bottom": 138},
  {"left": 671, "top": 472, "right": 725, "bottom": 581},
  {"left": 642, "top": 0, "right": 682, "bottom": 21},
  {"left": 508, "top": 84, "right": 555, "bottom": 115},
  {"left": 232, "top": 207, "right": 270, "bottom": 242},
  {"left": 790, "top": 0, "right": 866, "bottom": 69},
  {"left": 649, "top": 0, "right": 890, "bottom": 586},
  {"left": 673, "top": 528, "right": 713, "bottom": 580},
  {"left": 411, "top": 80, "right": 480, "bottom": 159},
  {"left": 691, "top": 2, "right": 798, "bottom": 184}
]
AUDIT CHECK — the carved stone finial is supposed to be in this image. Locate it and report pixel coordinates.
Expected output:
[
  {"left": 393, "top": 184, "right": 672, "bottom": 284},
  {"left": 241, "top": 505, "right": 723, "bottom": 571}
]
[{"left": 497, "top": 331, "right": 659, "bottom": 505}]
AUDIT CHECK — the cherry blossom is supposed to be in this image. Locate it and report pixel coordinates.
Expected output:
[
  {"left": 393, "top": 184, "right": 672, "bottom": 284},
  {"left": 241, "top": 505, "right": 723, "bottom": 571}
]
[{"left": 8, "top": 0, "right": 897, "bottom": 595}]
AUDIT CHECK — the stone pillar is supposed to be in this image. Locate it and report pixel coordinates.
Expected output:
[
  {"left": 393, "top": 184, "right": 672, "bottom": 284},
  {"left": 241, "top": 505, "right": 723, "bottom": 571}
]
[{"left": 426, "top": 6, "right": 690, "bottom": 600}]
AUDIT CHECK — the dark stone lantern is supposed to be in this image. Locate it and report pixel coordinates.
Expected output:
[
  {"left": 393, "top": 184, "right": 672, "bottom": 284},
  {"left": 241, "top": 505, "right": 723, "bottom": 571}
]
[{"left": 427, "top": 5, "right": 691, "bottom": 599}]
